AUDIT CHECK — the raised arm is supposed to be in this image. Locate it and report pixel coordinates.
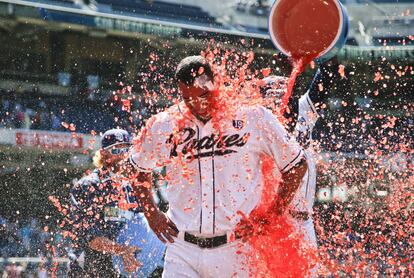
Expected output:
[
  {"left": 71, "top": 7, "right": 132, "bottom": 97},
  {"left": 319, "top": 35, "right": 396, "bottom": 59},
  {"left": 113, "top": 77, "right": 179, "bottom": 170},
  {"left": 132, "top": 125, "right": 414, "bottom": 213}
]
[
  {"left": 282, "top": 57, "right": 341, "bottom": 133},
  {"left": 308, "top": 56, "right": 340, "bottom": 107}
]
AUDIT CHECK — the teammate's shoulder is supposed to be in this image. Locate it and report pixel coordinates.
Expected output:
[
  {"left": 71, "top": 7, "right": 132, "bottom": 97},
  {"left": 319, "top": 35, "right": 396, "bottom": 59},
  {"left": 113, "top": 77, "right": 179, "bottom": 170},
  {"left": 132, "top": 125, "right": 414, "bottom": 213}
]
[{"left": 240, "top": 104, "right": 271, "bottom": 118}]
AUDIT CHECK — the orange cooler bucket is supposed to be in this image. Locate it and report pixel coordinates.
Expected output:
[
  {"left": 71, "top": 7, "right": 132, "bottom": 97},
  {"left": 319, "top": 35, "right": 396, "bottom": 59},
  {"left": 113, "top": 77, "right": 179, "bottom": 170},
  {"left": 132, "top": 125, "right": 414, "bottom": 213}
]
[{"left": 269, "top": 0, "right": 349, "bottom": 62}]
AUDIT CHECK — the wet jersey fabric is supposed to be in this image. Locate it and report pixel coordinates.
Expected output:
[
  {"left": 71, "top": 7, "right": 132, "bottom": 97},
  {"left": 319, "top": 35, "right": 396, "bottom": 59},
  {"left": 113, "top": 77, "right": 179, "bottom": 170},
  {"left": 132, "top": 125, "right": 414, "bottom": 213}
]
[
  {"left": 130, "top": 103, "right": 304, "bottom": 237},
  {"left": 291, "top": 91, "right": 319, "bottom": 214}
]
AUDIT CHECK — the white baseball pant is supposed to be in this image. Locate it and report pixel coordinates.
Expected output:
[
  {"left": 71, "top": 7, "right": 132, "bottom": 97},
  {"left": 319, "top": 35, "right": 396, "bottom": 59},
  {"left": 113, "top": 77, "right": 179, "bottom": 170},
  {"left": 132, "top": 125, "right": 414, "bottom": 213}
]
[{"left": 162, "top": 234, "right": 250, "bottom": 278}]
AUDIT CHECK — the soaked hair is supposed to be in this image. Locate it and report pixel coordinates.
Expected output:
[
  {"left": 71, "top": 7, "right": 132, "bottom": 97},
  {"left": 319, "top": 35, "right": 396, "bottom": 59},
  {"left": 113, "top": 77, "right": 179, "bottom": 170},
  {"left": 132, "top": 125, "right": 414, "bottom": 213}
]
[
  {"left": 92, "top": 150, "right": 103, "bottom": 168},
  {"left": 175, "top": 55, "right": 214, "bottom": 85}
]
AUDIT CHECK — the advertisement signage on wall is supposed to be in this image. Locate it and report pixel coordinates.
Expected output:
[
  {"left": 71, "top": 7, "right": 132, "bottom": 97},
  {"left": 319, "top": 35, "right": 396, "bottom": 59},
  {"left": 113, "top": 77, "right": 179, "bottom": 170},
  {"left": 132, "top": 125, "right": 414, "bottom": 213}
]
[{"left": 0, "top": 129, "right": 100, "bottom": 151}]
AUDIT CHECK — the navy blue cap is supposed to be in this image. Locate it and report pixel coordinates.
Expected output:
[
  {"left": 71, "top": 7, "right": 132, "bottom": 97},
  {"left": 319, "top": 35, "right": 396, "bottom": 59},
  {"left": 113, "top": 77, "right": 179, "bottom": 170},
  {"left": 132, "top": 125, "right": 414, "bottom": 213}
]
[{"left": 101, "top": 129, "right": 131, "bottom": 149}]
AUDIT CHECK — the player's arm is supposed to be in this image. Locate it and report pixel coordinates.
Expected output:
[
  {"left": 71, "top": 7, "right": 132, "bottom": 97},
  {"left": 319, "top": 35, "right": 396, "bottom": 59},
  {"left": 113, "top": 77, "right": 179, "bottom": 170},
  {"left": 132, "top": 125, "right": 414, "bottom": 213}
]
[
  {"left": 268, "top": 158, "right": 307, "bottom": 215},
  {"left": 89, "top": 236, "right": 134, "bottom": 255},
  {"left": 126, "top": 167, "right": 178, "bottom": 244},
  {"left": 125, "top": 117, "right": 178, "bottom": 243},
  {"left": 260, "top": 107, "right": 308, "bottom": 214},
  {"left": 290, "top": 57, "right": 341, "bottom": 147},
  {"left": 89, "top": 237, "right": 141, "bottom": 273}
]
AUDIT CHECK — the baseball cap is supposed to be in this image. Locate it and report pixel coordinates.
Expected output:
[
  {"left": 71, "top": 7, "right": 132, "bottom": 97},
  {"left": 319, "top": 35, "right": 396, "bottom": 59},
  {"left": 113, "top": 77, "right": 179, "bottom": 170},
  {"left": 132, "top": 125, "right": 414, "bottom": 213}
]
[
  {"left": 175, "top": 55, "right": 213, "bottom": 85},
  {"left": 261, "top": 75, "right": 288, "bottom": 98},
  {"left": 101, "top": 129, "right": 131, "bottom": 149}
]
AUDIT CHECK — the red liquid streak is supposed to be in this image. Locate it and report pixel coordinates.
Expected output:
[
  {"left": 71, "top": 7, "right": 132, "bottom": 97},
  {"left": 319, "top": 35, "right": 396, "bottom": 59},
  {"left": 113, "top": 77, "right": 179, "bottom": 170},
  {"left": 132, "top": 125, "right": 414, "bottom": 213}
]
[
  {"left": 240, "top": 156, "right": 317, "bottom": 277},
  {"left": 279, "top": 56, "right": 315, "bottom": 121}
]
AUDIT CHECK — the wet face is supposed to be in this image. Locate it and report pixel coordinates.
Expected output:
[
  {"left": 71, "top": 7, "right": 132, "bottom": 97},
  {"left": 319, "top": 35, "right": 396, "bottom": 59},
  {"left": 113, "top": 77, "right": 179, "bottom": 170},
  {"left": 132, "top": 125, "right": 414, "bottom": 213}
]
[{"left": 179, "top": 74, "right": 216, "bottom": 121}]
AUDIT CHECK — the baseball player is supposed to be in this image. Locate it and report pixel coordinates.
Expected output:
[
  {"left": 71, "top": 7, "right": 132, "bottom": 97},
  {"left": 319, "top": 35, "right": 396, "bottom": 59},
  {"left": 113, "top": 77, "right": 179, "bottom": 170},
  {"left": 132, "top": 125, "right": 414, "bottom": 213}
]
[
  {"left": 126, "top": 55, "right": 307, "bottom": 277},
  {"left": 261, "top": 58, "right": 341, "bottom": 275},
  {"left": 68, "top": 129, "right": 142, "bottom": 277}
]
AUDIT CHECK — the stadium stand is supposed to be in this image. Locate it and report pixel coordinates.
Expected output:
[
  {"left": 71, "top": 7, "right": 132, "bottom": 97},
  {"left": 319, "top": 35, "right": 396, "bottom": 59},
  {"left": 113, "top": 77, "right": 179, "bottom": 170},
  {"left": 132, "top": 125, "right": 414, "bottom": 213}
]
[
  {"left": 0, "top": 91, "right": 147, "bottom": 134},
  {"left": 0, "top": 217, "right": 69, "bottom": 277},
  {"left": 29, "top": 0, "right": 77, "bottom": 7},
  {"left": 96, "top": 0, "right": 220, "bottom": 25},
  {"left": 27, "top": 0, "right": 221, "bottom": 26}
]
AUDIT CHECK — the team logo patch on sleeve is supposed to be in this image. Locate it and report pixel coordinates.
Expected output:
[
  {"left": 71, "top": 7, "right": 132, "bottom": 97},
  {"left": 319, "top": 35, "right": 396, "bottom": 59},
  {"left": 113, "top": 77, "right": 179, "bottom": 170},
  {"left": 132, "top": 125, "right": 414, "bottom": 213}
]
[{"left": 232, "top": 120, "right": 244, "bottom": 130}]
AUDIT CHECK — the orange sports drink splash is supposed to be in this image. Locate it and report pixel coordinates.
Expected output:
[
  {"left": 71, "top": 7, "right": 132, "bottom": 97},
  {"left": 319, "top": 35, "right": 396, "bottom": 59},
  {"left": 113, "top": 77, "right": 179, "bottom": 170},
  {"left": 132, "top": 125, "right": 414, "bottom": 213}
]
[{"left": 238, "top": 1, "right": 349, "bottom": 276}]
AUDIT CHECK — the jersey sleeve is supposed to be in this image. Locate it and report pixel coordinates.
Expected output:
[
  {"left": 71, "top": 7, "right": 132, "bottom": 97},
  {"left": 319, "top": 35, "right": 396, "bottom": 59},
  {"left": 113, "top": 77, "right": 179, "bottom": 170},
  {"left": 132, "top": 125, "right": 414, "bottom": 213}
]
[
  {"left": 259, "top": 106, "right": 305, "bottom": 173},
  {"left": 294, "top": 91, "right": 320, "bottom": 147},
  {"left": 129, "top": 115, "right": 171, "bottom": 172}
]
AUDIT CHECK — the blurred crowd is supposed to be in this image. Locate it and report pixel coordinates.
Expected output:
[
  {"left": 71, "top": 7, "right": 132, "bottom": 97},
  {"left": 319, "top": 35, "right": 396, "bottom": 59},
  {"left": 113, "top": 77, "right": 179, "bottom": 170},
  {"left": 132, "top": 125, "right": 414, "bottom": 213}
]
[
  {"left": 316, "top": 113, "right": 414, "bottom": 154},
  {"left": 0, "top": 217, "right": 69, "bottom": 278},
  {"left": 0, "top": 98, "right": 62, "bottom": 131},
  {"left": 0, "top": 90, "right": 155, "bottom": 134}
]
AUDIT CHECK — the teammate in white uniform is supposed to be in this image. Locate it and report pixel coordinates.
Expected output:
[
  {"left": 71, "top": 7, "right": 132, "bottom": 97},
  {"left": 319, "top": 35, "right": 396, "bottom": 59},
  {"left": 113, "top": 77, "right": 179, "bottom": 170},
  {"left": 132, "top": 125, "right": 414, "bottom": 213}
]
[
  {"left": 126, "top": 56, "right": 308, "bottom": 277},
  {"left": 262, "top": 77, "right": 319, "bottom": 248},
  {"left": 262, "top": 59, "right": 340, "bottom": 275}
]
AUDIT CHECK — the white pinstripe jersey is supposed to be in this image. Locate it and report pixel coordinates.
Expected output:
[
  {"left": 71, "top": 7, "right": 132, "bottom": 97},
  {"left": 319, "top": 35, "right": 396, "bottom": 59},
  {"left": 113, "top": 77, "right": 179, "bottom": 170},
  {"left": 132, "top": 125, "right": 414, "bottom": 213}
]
[
  {"left": 291, "top": 91, "right": 320, "bottom": 214},
  {"left": 129, "top": 102, "right": 304, "bottom": 236}
]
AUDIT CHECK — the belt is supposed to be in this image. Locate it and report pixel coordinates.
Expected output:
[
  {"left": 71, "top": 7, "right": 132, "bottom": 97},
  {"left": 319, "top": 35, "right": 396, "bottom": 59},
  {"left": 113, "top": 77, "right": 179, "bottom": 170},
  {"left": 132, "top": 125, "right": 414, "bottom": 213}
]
[
  {"left": 289, "top": 210, "right": 310, "bottom": 221},
  {"left": 183, "top": 232, "right": 241, "bottom": 249}
]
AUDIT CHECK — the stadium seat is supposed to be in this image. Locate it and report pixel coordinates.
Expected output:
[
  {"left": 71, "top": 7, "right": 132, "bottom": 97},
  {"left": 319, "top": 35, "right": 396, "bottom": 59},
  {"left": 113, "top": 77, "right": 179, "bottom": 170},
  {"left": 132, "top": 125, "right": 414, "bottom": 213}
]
[{"left": 95, "top": 0, "right": 220, "bottom": 25}]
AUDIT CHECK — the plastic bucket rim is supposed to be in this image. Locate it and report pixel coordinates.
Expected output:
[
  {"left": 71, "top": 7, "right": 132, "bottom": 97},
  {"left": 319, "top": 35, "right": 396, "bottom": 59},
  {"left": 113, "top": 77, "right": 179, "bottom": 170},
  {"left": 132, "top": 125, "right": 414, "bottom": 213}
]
[{"left": 268, "top": 0, "right": 345, "bottom": 59}]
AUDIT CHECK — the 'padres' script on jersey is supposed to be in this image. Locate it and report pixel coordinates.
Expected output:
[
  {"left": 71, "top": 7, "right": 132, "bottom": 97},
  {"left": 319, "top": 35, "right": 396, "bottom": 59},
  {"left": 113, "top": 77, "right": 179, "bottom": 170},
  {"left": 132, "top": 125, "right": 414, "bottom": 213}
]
[
  {"left": 168, "top": 127, "right": 250, "bottom": 159},
  {"left": 130, "top": 102, "right": 303, "bottom": 236}
]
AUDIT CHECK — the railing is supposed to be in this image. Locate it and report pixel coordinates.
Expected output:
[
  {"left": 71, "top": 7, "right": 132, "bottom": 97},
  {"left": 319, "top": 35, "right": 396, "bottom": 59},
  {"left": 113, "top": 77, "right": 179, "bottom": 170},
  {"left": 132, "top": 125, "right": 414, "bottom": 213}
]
[{"left": 0, "top": 257, "right": 70, "bottom": 264}]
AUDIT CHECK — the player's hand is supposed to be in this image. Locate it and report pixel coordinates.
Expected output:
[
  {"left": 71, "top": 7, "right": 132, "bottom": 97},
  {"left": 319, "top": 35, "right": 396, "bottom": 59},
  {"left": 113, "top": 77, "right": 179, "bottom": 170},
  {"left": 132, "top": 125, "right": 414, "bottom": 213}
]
[
  {"left": 146, "top": 210, "right": 179, "bottom": 243},
  {"left": 235, "top": 217, "right": 254, "bottom": 242},
  {"left": 121, "top": 246, "right": 141, "bottom": 273},
  {"left": 235, "top": 212, "right": 269, "bottom": 242}
]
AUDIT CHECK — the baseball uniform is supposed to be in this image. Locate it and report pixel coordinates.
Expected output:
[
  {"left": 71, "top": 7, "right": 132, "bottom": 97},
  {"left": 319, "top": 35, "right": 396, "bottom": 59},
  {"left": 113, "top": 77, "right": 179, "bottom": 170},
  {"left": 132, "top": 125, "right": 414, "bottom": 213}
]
[
  {"left": 129, "top": 102, "right": 304, "bottom": 277},
  {"left": 290, "top": 91, "right": 319, "bottom": 248},
  {"left": 288, "top": 61, "right": 340, "bottom": 250},
  {"left": 69, "top": 169, "right": 136, "bottom": 277}
]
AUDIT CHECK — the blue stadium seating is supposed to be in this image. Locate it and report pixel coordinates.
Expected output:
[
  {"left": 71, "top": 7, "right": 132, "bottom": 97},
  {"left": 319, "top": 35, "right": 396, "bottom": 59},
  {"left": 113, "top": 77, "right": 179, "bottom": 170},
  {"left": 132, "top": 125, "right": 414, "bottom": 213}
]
[
  {"left": 27, "top": 0, "right": 220, "bottom": 26},
  {"left": 29, "top": 0, "right": 75, "bottom": 6},
  {"left": 96, "top": 0, "right": 219, "bottom": 25}
]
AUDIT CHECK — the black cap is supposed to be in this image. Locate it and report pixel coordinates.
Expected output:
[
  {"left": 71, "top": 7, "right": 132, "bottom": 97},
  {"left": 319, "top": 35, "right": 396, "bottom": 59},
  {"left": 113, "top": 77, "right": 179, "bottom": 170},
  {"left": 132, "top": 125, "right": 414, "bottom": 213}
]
[
  {"left": 101, "top": 129, "right": 131, "bottom": 149},
  {"left": 175, "top": 55, "right": 213, "bottom": 85}
]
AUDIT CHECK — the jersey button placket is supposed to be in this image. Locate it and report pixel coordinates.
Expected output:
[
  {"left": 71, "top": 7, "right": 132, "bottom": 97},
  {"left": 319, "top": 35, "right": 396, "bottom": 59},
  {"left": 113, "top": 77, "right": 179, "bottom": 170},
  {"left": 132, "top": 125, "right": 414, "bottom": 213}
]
[
  {"left": 196, "top": 124, "right": 204, "bottom": 234},
  {"left": 202, "top": 123, "right": 216, "bottom": 236},
  {"left": 197, "top": 123, "right": 215, "bottom": 236}
]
